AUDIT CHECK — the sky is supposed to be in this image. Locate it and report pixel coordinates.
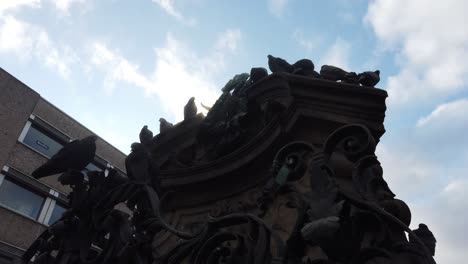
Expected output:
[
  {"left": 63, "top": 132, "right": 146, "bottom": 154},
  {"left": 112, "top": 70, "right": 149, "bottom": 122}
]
[{"left": 1, "top": 0, "right": 467, "bottom": 262}]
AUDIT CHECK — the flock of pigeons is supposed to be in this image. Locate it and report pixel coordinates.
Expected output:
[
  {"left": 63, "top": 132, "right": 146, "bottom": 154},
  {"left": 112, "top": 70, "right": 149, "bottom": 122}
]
[
  {"left": 267, "top": 54, "right": 381, "bottom": 87},
  {"left": 30, "top": 54, "right": 384, "bottom": 181}
]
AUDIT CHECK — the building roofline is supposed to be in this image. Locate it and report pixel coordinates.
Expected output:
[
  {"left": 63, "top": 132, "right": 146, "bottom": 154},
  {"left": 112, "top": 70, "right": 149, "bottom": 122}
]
[
  {"left": 0, "top": 67, "right": 128, "bottom": 157},
  {"left": 37, "top": 97, "right": 128, "bottom": 157}
]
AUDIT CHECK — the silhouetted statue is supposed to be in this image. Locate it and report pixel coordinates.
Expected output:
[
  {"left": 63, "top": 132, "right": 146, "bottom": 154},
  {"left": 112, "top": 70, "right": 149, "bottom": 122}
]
[
  {"left": 268, "top": 54, "right": 293, "bottom": 73},
  {"left": 358, "top": 70, "right": 380, "bottom": 87},
  {"left": 184, "top": 97, "right": 197, "bottom": 120},
  {"left": 411, "top": 223, "right": 437, "bottom": 256},
  {"left": 159, "top": 118, "right": 173, "bottom": 133},
  {"left": 139, "top": 125, "right": 153, "bottom": 145},
  {"left": 32, "top": 135, "right": 97, "bottom": 179}
]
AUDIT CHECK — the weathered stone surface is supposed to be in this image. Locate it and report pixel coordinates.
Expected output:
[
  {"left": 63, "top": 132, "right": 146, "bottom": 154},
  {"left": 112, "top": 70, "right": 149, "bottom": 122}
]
[{"left": 20, "top": 58, "right": 436, "bottom": 264}]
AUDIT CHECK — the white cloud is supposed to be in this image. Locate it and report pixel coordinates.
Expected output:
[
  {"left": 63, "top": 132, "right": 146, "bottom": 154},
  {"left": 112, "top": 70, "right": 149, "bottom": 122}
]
[
  {"left": 320, "top": 38, "right": 351, "bottom": 70},
  {"left": 50, "top": 0, "right": 87, "bottom": 14},
  {"left": 376, "top": 143, "right": 439, "bottom": 198},
  {"left": 410, "top": 178, "right": 468, "bottom": 263},
  {"left": 152, "top": 0, "right": 195, "bottom": 25},
  {"left": 365, "top": 0, "right": 468, "bottom": 106},
  {"left": 268, "top": 0, "right": 289, "bottom": 17},
  {"left": 0, "top": 15, "right": 77, "bottom": 78},
  {"left": 0, "top": 0, "right": 40, "bottom": 15},
  {"left": 215, "top": 29, "right": 242, "bottom": 52},
  {"left": 292, "top": 29, "right": 318, "bottom": 52},
  {"left": 90, "top": 29, "right": 242, "bottom": 122},
  {"left": 377, "top": 141, "right": 468, "bottom": 263},
  {"left": 416, "top": 98, "right": 468, "bottom": 127}
]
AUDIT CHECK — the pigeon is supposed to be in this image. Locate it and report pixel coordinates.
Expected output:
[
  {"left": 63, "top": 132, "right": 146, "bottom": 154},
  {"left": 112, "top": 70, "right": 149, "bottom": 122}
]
[
  {"left": 292, "top": 59, "right": 314, "bottom": 72},
  {"left": 358, "top": 70, "right": 380, "bottom": 87},
  {"left": 320, "top": 65, "right": 348, "bottom": 81},
  {"left": 267, "top": 55, "right": 293, "bottom": 73},
  {"left": 125, "top": 143, "right": 159, "bottom": 184},
  {"left": 139, "top": 125, "right": 153, "bottom": 145},
  {"left": 410, "top": 223, "right": 436, "bottom": 256},
  {"left": 183, "top": 97, "right": 197, "bottom": 120},
  {"left": 249, "top": 67, "right": 268, "bottom": 84},
  {"left": 32, "top": 135, "right": 98, "bottom": 179},
  {"left": 292, "top": 59, "right": 321, "bottom": 78},
  {"left": 159, "top": 118, "right": 173, "bottom": 133}
]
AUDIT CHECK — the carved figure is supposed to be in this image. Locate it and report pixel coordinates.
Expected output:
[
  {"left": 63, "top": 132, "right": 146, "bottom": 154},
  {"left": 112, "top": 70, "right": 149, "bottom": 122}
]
[
  {"left": 22, "top": 57, "right": 438, "bottom": 264},
  {"left": 183, "top": 97, "right": 197, "bottom": 120},
  {"left": 32, "top": 135, "right": 97, "bottom": 179}
]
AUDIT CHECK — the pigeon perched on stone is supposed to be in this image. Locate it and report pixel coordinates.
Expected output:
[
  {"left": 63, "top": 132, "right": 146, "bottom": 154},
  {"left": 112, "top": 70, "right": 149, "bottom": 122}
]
[
  {"left": 159, "top": 118, "right": 173, "bottom": 133},
  {"left": 267, "top": 55, "right": 293, "bottom": 73},
  {"left": 249, "top": 67, "right": 268, "bottom": 84},
  {"left": 292, "top": 59, "right": 321, "bottom": 78},
  {"left": 358, "top": 70, "right": 380, "bottom": 87},
  {"left": 410, "top": 223, "right": 436, "bottom": 256},
  {"left": 184, "top": 97, "right": 197, "bottom": 120},
  {"left": 125, "top": 143, "right": 158, "bottom": 184},
  {"left": 32, "top": 135, "right": 98, "bottom": 179},
  {"left": 342, "top": 72, "right": 359, "bottom": 84},
  {"left": 292, "top": 59, "right": 314, "bottom": 71},
  {"left": 320, "top": 65, "right": 359, "bottom": 84},
  {"left": 320, "top": 65, "right": 348, "bottom": 81},
  {"left": 139, "top": 125, "right": 153, "bottom": 145}
]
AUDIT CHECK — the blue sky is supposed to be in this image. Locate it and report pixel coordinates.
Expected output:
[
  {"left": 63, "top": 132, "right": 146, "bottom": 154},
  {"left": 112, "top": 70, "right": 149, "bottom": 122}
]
[{"left": 1, "top": 0, "right": 467, "bottom": 262}]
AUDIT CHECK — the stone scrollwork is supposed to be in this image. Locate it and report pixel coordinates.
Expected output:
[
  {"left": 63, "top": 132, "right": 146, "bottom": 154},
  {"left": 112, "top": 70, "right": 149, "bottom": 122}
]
[{"left": 21, "top": 56, "right": 435, "bottom": 264}]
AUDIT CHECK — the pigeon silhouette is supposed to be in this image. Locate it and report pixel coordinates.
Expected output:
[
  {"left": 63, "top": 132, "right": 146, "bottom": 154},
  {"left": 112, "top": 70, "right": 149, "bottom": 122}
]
[
  {"left": 292, "top": 59, "right": 320, "bottom": 78},
  {"left": 411, "top": 223, "right": 436, "bottom": 256},
  {"left": 139, "top": 125, "right": 153, "bottom": 145},
  {"left": 184, "top": 97, "right": 197, "bottom": 120},
  {"left": 267, "top": 55, "right": 293, "bottom": 73},
  {"left": 32, "top": 135, "right": 98, "bottom": 179},
  {"left": 159, "top": 118, "right": 173, "bottom": 133},
  {"left": 320, "top": 65, "right": 348, "bottom": 81},
  {"left": 125, "top": 143, "right": 159, "bottom": 184},
  {"left": 249, "top": 67, "right": 268, "bottom": 84},
  {"left": 358, "top": 70, "right": 380, "bottom": 87}
]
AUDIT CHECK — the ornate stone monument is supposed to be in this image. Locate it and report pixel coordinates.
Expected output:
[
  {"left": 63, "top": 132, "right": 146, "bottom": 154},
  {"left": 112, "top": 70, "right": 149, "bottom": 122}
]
[{"left": 21, "top": 56, "right": 436, "bottom": 264}]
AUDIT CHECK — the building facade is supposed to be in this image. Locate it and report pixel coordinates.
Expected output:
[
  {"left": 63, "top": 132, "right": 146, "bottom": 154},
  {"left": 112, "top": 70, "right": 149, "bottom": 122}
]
[{"left": 0, "top": 68, "right": 127, "bottom": 263}]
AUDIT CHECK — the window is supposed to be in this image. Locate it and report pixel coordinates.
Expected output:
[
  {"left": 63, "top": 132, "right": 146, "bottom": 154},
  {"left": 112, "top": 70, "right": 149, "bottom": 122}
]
[
  {"left": 83, "top": 162, "right": 103, "bottom": 173},
  {"left": 0, "top": 175, "right": 45, "bottom": 220},
  {"left": 47, "top": 203, "right": 67, "bottom": 225},
  {"left": 22, "top": 125, "right": 64, "bottom": 158}
]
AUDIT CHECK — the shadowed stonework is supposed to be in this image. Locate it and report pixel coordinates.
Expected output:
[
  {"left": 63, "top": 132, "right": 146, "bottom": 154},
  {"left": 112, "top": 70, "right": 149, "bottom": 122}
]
[{"left": 21, "top": 56, "right": 436, "bottom": 264}]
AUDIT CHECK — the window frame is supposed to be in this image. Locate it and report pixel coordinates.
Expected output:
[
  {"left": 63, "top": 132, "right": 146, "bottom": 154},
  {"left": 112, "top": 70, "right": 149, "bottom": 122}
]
[
  {"left": 12, "top": 114, "right": 121, "bottom": 226},
  {"left": 0, "top": 173, "right": 46, "bottom": 221},
  {"left": 0, "top": 166, "right": 69, "bottom": 226}
]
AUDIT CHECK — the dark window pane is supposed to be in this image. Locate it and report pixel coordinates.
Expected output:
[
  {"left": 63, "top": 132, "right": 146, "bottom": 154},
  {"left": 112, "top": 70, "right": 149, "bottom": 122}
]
[
  {"left": 48, "top": 203, "right": 67, "bottom": 225},
  {"left": 0, "top": 178, "right": 45, "bottom": 219},
  {"left": 23, "top": 125, "right": 64, "bottom": 158}
]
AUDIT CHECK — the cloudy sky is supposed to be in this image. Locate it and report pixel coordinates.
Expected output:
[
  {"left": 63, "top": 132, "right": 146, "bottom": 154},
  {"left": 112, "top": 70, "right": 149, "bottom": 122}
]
[{"left": 1, "top": 0, "right": 467, "bottom": 262}]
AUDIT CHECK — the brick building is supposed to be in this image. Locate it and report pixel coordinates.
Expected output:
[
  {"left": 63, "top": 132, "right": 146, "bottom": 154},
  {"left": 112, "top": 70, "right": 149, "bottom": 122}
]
[{"left": 0, "top": 68, "right": 127, "bottom": 263}]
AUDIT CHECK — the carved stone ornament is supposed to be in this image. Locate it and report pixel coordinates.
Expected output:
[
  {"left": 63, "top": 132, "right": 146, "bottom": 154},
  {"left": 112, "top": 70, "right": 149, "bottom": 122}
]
[{"left": 22, "top": 56, "right": 436, "bottom": 264}]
